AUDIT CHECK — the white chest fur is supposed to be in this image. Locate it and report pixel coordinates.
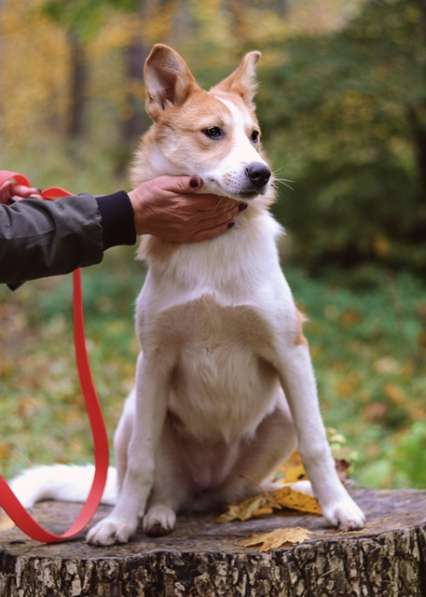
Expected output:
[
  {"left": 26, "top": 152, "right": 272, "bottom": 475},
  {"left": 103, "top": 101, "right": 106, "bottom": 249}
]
[{"left": 135, "top": 210, "right": 296, "bottom": 443}]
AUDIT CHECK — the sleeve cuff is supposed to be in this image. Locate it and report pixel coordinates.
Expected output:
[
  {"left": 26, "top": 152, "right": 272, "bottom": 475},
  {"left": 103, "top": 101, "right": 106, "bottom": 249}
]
[{"left": 95, "top": 191, "right": 136, "bottom": 250}]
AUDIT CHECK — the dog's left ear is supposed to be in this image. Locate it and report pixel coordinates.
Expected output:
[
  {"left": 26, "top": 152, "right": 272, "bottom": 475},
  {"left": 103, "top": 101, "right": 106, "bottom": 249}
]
[
  {"left": 211, "top": 51, "right": 261, "bottom": 109},
  {"left": 144, "top": 44, "right": 200, "bottom": 120}
]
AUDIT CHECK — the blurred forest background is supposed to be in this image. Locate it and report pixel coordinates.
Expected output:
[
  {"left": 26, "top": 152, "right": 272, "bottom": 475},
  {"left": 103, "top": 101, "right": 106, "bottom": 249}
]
[{"left": 0, "top": 0, "right": 425, "bottom": 489}]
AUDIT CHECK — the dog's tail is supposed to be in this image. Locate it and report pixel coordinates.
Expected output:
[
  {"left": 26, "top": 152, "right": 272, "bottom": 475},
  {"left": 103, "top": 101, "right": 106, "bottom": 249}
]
[{"left": 7, "top": 464, "right": 117, "bottom": 509}]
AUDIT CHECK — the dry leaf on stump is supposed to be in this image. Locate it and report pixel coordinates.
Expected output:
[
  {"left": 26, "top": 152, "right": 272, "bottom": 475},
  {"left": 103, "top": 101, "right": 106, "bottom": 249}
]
[
  {"left": 217, "top": 487, "right": 321, "bottom": 523},
  {"left": 217, "top": 494, "right": 274, "bottom": 523},
  {"left": 240, "top": 527, "right": 310, "bottom": 552},
  {"left": 270, "top": 486, "right": 321, "bottom": 515}
]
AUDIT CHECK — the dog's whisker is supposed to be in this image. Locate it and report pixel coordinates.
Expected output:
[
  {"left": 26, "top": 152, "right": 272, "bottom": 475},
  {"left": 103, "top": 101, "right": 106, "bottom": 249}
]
[
  {"left": 273, "top": 175, "right": 295, "bottom": 183},
  {"left": 272, "top": 166, "right": 289, "bottom": 176},
  {"left": 272, "top": 179, "right": 295, "bottom": 191}
]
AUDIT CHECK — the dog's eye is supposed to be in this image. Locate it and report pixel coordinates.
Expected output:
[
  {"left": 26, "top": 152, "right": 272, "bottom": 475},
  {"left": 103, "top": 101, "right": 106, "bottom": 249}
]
[
  {"left": 251, "top": 130, "right": 260, "bottom": 143},
  {"left": 202, "top": 127, "right": 224, "bottom": 140}
]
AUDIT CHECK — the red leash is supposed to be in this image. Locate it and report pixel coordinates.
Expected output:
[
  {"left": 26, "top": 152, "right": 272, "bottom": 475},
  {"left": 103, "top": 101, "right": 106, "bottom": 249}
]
[{"left": 0, "top": 170, "right": 109, "bottom": 543}]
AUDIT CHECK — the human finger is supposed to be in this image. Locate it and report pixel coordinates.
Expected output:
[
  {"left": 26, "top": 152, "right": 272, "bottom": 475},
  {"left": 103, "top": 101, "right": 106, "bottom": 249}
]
[
  {"left": 195, "top": 203, "right": 242, "bottom": 227},
  {"left": 0, "top": 180, "right": 14, "bottom": 204},
  {"left": 191, "top": 221, "right": 235, "bottom": 242},
  {"left": 0, "top": 179, "right": 13, "bottom": 191},
  {"left": 155, "top": 175, "right": 204, "bottom": 194},
  {"left": 181, "top": 194, "right": 240, "bottom": 212},
  {"left": 12, "top": 184, "right": 42, "bottom": 198}
]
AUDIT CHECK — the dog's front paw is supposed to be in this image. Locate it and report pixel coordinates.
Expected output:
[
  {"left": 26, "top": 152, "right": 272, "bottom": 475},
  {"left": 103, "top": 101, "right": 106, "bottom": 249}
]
[
  {"left": 143, "top": 505, "right": 176, "bottom": 536},
  {"left": 323, "top": 496, "right": 365, "bottom": 531},
  {"left": 86, "top": 515, "right": 138, "bottom": 546}
]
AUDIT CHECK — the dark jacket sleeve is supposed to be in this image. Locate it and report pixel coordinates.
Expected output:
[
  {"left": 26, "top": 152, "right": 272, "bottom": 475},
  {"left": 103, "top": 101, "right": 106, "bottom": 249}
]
[{"left": 0, "top": 191, "right": 136, "bottom": 287}]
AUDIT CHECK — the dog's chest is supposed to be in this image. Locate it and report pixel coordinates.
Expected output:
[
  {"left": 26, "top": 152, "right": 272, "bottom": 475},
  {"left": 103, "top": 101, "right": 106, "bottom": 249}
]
[
  {"left": 148, "top": 294, "right": 280, "bottom": 442},
  {"left": 151, "top": 292, "right": 272, "bottom": 344}
]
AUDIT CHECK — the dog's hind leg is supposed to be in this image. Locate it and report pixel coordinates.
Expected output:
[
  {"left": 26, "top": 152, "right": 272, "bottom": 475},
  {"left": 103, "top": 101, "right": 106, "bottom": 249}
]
[
  {"left": 143, "top": 417, "right": 191, "bottom": 536},
  {"left": 212, "top": 394, "right": 297, "bottom": 505}
]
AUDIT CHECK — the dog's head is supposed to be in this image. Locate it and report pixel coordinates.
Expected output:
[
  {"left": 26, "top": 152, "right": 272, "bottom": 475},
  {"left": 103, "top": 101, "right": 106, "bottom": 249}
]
[{"left": 134, "top": 44, "right": 273, "bottom": 203}]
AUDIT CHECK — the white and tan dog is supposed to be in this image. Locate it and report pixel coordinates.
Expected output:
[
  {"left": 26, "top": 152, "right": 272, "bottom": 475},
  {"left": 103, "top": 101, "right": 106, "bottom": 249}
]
[{"left": 10, "top": 45, "right": 365, "bottom": 545}]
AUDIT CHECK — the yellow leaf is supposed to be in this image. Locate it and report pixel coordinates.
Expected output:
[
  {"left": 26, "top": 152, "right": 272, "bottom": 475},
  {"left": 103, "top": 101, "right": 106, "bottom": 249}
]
[
  {"left": 275, "top": 450, "right": 307, "bottom": 483},
  {"left": 281, "top": 463, "right": 306, "bottom": 483},
  {"left": 270, "top": 487, "right": 322, "bottom": 515},
  {"left": 216, "top": 495, "right": 272, "bottom": 523},
  {"left": 240, "top": 527, "right": 310, "bottom": 552},
  {"left": 217, "top": 486, "right": 321, "bottom": 523}
]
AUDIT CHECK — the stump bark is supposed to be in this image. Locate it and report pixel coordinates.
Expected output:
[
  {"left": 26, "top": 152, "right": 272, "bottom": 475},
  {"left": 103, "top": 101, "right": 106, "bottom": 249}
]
[{"left": 0, "top": 489, "right": 425, "bottom": 597}]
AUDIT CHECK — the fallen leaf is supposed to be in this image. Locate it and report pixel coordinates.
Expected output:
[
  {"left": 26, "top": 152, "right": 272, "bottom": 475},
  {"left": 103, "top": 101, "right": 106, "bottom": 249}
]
[
  {"left": 384, "top": 383, "right": 425, "bottom": 419},
  {"left": 0, "top": 442, "right": 12, "bottom": 460},
  {"left": 217, "top": 486, "right": 321, "bottom": 523},
  {"left": 275, "top": 450, "right": 307, "bottom": 483},
  {"left": 270, "top": 487, "right": 321, "bottom": 515},
  {"left": 374, "top": 357, "right": 400, "bottom": 374},
  {"left": 217, "top": 495, "right": 273, "bottom": 523},
  {"left": 240, "top": 527, "right": 310, "bottom": 552},
  {"left": 335, "top": 373, "right": 360, "bottom": 398},
  {"left": 363, "top": 401, "right": 389, "bottom": 422}
]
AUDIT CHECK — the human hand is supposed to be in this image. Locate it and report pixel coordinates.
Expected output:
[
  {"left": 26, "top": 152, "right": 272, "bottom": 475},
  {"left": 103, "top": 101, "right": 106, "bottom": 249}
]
[
  {"left": 128, "top": 175, "right": 246, "bottom": 243},
  {"left": 0, "top": 180, "right": 42, "bottom": 205}
]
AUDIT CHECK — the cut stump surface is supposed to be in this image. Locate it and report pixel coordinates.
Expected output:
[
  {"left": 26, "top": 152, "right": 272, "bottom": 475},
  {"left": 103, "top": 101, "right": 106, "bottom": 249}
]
[{"left": 0, "top": 488, "right": 425, "bottom": 596}]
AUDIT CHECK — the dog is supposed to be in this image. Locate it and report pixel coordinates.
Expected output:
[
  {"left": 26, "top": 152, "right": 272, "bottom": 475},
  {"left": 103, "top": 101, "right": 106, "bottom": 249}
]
[{"left": 10, "top": 44, "right": 365, "bottom": 545}]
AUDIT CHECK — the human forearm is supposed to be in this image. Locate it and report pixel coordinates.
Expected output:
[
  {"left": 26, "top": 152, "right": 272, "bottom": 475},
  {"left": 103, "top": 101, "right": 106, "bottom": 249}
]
[{"left": 0, "top": 195, "right": 105, "bottom": 285}]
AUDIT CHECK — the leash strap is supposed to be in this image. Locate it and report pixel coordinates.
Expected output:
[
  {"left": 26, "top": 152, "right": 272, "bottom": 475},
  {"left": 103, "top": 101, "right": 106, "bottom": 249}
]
[{"left": 0, "top": 170, "right": 109, "bottom": 543}]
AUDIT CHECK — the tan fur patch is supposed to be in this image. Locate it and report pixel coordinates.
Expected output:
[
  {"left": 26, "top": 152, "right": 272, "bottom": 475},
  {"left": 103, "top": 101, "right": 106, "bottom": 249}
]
[{"left": 295, "top": 308, "right": 308, "bottom": 346}]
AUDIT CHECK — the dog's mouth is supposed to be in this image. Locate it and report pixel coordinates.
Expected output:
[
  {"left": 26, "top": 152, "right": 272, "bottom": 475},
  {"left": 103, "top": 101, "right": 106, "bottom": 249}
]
[
  {"left": 236, "top": 183, "right": 269, "bottom": 199},
  {"left": 204, "top": 177, "right": 269, "bottom": 201}
]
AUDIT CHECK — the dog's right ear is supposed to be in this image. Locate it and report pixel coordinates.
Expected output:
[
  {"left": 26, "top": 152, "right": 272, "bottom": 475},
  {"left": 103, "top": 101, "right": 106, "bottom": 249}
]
[{"left": 144, "top": 44, "right": 199, "bottom": 120}]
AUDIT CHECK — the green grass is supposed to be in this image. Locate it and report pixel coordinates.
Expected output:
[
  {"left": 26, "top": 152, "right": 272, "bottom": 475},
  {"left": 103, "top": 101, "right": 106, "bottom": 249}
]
[
  {"left": 287, "top": 266, "right": 426, "bottom": 488},
  {"left": 1, "top": 255, "right": 425, "bottom": 488}
]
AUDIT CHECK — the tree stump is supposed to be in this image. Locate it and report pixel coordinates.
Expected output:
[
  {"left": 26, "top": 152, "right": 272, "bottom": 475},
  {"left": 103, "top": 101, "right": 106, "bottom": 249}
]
[{"left": 0, "top": 488, "right": 425, "bottom": 596}]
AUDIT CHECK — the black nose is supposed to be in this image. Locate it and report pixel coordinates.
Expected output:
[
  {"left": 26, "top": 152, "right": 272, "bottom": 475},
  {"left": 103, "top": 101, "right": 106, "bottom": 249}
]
[{"left": 245, "top": 162, "right": 271, "bottom": 189}]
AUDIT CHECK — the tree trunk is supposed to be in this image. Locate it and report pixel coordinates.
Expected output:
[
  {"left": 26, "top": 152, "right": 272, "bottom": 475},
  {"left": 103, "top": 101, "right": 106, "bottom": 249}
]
[
  {"left": 413, "top": 115, "right": 426, "bottom": 201},
  {"left": 412, "top": 0, "right": 426, "bottom": 200},
  {"left": 115, "top": 35, "right": 149, "bottom": 175},
  {"left": 228, "top": 0, "right": 251, "bottom": 53},
  {"left": 407, "top": 105, "right": 426, "bottom": 239},
  {"left": 115, "top": 0, "right": 162, "bottom": 175},
  {"left": 67, "top": 30, "right": 87, "bottom": 140},
  {"left": 0, "top": 488, "right": 425, "bottom": 596}
]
